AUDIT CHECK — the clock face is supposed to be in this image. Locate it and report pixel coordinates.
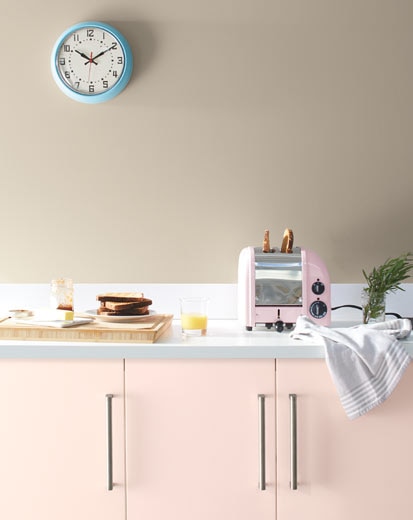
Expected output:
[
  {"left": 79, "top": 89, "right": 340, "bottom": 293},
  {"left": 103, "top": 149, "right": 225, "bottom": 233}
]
[{"left": 52, "top": 22, "right": 133, "bottom": 103}]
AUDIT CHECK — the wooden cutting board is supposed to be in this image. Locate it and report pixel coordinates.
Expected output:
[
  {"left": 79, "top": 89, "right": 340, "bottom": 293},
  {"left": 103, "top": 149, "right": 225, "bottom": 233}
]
[{"left": 0, "top": 314, "right": 174, "bottom": 343}]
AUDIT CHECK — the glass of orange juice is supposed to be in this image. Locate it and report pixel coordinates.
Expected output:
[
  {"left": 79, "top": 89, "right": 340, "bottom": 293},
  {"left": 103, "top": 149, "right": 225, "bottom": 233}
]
[{"left": 180, "top": 297, "right": 209, "bottom": 336}]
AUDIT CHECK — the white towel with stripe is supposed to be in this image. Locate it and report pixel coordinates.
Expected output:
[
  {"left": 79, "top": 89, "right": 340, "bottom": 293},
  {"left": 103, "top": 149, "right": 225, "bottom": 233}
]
[{"left": 291, "top": 316, "right": 411, "bottom": 420}]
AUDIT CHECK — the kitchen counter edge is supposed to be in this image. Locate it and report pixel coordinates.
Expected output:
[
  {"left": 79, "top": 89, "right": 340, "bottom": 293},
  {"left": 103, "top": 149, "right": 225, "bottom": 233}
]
[{"left": 0, "top": 320, "right": 412, "bottom": 359}]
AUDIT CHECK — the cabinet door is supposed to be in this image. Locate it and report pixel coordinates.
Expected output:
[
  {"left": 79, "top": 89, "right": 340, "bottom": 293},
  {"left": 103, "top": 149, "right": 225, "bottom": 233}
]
[
  {"left": 276, "top": 359, "right": 413, "bottom": 520},
  {"left": 125, "top": 359, "right": 275, "bottom": 520},
  {"left": 0, "top": 360, "right": 125, "bottom": 520}
]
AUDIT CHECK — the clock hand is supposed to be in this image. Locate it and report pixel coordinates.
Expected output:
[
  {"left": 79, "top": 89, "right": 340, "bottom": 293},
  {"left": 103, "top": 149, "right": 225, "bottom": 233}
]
[
  {"left": 75, "top": 49, "right": 98, "bottom": 65},
  {"left": 88, "top": 52, "right": 93, "bottom": 82},
  {"left": 92, "top": 44, "right": 116, "bottom": 61},
  {"left": 75, "top": 49, "right": 90, "bottom": 60}
]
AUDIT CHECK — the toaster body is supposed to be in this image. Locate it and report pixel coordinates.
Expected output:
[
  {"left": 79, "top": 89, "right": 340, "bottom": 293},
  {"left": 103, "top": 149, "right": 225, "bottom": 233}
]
[{"left": 238, "top": 246, "right": 331, "bottom": 331}]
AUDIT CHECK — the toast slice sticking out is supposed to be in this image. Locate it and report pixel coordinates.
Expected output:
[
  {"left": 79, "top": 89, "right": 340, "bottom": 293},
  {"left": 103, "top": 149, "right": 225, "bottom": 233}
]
[{"left": 280, "top": 228, "right": 294, "bottom": 253}]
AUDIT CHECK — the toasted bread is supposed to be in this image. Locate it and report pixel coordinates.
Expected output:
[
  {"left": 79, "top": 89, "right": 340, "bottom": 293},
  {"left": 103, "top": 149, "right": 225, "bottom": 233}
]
[
  {"left": 280, "top": 228, "right": 294, "bottom": 253},
  {"left": 262, "top": 229, "right": 271, "bottom": 253},
  {"left": 102, "top": 298, "right": 152, "bottom": 311},
  {"left": 96, "top": 292, "right": 152, "bottom": 316},
  {"left": 96, "top": 292, "right": 144, "bottom": 302},
  {"left": 97, "top": 306, "right": 150, "bottom": 316}
]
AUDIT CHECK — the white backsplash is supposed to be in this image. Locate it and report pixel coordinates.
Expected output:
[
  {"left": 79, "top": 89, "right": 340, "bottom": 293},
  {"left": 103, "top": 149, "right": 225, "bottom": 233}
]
[{"left": 0, "top": 283, "right": 412, "bottom": 321}]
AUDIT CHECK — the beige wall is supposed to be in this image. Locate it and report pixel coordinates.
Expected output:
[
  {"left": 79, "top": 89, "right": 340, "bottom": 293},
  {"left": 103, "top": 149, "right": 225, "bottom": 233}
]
[{"left": 1, "top": 1, "right": 412, "bottom": 283}]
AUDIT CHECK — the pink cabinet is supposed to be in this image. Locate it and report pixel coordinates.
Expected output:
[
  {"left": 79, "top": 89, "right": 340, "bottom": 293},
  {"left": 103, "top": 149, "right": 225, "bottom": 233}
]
[
  {"left": 125, "top": 359, "right": 276, "bottom": 520},
  {"left": 276, "top": 359, "right": 413, "bottom": 520},
  {"left": 0, "top": 360, "right": 125, "bottom": 520},
  {"left": 3, "top": 356, "right": 411, "bottom": 520}
]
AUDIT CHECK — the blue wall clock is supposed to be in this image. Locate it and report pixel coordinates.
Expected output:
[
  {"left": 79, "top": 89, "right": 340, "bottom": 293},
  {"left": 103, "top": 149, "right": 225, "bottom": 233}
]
[{"left": 51, "top": 21, "right": 133, "bottom": 104}]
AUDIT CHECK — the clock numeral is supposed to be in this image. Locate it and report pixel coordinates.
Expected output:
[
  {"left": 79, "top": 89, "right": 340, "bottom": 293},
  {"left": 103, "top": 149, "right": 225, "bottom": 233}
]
[
  {"left": 74, "top": 82, "right": 80, "bottom": 90},
  {"left": 117, "top": 56, "right": 123, "bottom": 65},
  {"left": 59, "top": 58, "right": 65, "bottom": 65},
  {"left": 103, "top": 81, "right": 109, "bottom": 89},
  {"left": 64, "top": 71, "right": 70, "bottom": 79},
  {"left": 113, "top": 70, "right": 118, "bottom": 77},
  {"left": 64, "top": 44, "right": 70, "bottom": 52},
  {"left": 73, "top": 33, "right": 79, "bottom": 42},
  {"left": 89, "top": 84, "right": 95, "bottom": 93},
  {"left": 87, "top": 29, "right": 94, "bottom": 37},
  {"left": 112, "top": 42, "right": 118, "bottom": 50}
]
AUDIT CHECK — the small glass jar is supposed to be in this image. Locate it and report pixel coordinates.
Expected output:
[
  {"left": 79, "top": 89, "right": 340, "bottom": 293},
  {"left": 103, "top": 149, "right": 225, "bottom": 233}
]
[{"left": 50, "top": 278, "right": 74, "bottom": 311}]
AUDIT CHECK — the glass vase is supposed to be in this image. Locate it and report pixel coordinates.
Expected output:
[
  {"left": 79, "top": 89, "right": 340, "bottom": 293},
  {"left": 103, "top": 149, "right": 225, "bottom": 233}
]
[{"left": 361, "top": 289, "right": 386, "bottom": 324}]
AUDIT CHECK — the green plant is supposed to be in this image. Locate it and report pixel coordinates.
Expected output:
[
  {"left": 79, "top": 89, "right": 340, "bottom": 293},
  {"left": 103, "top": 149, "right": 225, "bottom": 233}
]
[{"left": 362, "top": 253, "right": 413, "bottom": 323}]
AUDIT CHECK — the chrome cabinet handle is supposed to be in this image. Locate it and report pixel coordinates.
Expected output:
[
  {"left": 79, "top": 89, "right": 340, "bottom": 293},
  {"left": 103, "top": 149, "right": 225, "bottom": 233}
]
[
  {"left": 258, "top": 394, "right": 266, "bottom": 490},
  {"left": 289, "top": 393, "right": 298, "bottom": 490},
  {"left": 106, "top": 394, "right": 114, "bottom": 491}
]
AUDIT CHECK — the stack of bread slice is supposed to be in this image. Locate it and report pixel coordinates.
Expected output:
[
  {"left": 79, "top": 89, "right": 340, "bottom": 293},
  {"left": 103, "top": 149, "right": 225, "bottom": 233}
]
[{"left": 96, "top": 292, "right": 152, "bottom": 316}]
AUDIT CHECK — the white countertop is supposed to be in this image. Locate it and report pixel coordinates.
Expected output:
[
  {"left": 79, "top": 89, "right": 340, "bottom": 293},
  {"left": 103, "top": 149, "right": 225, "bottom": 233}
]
[
  {"left": 0, "top": 283, "right": 412, "bottom": 359},
  {"left": 0, "top": 319, "right": 412, "bottom": 359}
]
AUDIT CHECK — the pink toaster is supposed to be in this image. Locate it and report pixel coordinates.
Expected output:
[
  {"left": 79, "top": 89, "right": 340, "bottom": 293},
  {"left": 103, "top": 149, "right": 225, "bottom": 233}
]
[{"left": 238, "top": 245, "right": 331, "bottom": 332}]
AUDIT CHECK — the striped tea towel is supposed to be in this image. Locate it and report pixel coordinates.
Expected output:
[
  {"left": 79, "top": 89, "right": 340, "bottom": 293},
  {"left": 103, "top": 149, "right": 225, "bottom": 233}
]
[{"left": 291, "top": 316, "right": 411, "bottom": 420}]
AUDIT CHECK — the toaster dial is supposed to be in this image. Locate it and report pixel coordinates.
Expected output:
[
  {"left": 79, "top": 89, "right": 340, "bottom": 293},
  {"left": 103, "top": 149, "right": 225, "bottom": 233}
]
[
  {"left": 312, "top": 281, "right": 325, "bottom": 295},
  {"left": 309, "top": 300, "right": 328, "bottom": 319}
]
